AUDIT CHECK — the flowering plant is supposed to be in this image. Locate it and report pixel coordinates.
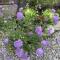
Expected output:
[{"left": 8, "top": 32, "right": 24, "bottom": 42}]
[{"left": 1, "top": 8, "right": 59, "bottom": 60}]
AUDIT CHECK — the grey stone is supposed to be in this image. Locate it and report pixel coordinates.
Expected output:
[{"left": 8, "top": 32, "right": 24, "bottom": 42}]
[
  {"left": 54, "top": 21, "right": 60, "bottom": 30},
  {"left": 0, "top": 4, "right": 17, "bottom": 18}
]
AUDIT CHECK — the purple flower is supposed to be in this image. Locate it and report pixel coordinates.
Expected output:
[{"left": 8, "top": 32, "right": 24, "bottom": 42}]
[
  {"left": 36, "top": 48, "right": 44, "bottom": 57},
  {"left": 3, "top": 38, "right": 9, "bottom": 45},
  {"left": 41, "top": 40, "right": 49, "bottom": 47},
  {"left": 16, "top": 12, "right": 24, "bottom": 20},
  {"left": 15, "top": 48, "right": 24, "bottom": 58},
  {"left": 21, "top": 52, "right": 28, "bottom": 59},
  {"left": 53, "top": 15, "right": 59, "bottom": 24},
  {"left": 14, "top": 39, "right": 23, "bottom": 48},
  {"left": 35, "top": 26, "right": 43, "bottom": 36},
  {"left": 15, "top": 48, "right": 28, "bottom": 59},
  {"left": 51, "top": 9, "right": 56, "bottom": 13},
  {"left": 47, "top": 25, "right": 54, "bottom": 35}
]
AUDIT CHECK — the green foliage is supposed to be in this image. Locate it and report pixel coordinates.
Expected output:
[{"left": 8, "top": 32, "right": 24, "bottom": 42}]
[
  {"left": 57, "top": 9, "right": 60, "bottom": 16},
  {"left": 26, "top": 0, "right": 60, "bottom": 6},
  {"left": 0, "top": 7, "right": 59, "bottom": 54},
  {"left": 24, "top": 8, "right": 37, "bottom": 19},
  {"left": 43, "top": 9, "right": 54, "bottom": 24}
]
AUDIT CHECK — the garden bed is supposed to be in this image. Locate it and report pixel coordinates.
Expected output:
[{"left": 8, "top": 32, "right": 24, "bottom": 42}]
[{"left": 0, "top": 0, "right": 60, "bottom": 60}]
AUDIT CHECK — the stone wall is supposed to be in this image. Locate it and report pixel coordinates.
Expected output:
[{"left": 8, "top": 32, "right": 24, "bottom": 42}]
[
  {"left": 0, "top": 4, "right": 17, "bottom": 17},
  {"left": 0, "top": 0, "right": 17, "bottom": 4}
]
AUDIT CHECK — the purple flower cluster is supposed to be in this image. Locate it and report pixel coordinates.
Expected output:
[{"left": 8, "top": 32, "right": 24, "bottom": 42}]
[
  {"left": 53, "top": 15, "right": 59, "bottom": 24},
  {"left": 15, "top": 48, "right": 28, "bottom": 59},
  {"left": 35, "top": 26, "right": 43, "bottom": 36},
  {"left": 13, "top": 36, "right": 49, "bottom": 58},
  {"left": 36, "top": 48, "right": 44, "bottom": 57},
  {"left": 14, "top": 39, "right": 23, "bottom": 48},
  {"left": 14, "top": 39, "right": 29, "bottom": 60},
  {"left": 16, "top": 12, "right": 24, "bottom": 20},
  {"left": 51, "top": 9, "right": 56, "bottom": 13},
  {"left": 41, "top": 40, "right": 49, "bottom": 47},
  {"left": 3, "top": 37, "right": 9, "bottom": 45},
  {"left": 36, "top": 40, "right": 49, "bottom": 57},
  {"left": 35, "top": 26, "right": 50, "bottom": 57},
  {"left": 47, "top": 26, "right": 54, "bottom": 35}
]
